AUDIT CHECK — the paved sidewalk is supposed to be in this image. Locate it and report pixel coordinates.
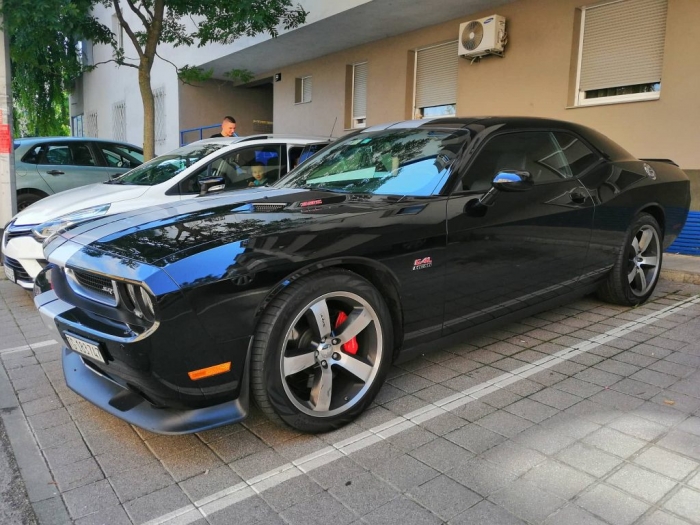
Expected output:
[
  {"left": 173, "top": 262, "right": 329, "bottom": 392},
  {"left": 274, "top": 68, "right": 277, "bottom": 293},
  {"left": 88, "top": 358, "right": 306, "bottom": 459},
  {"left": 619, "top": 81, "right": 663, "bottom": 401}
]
[{"left": 1, "top": 272, "right": 700, "bottom": 525}]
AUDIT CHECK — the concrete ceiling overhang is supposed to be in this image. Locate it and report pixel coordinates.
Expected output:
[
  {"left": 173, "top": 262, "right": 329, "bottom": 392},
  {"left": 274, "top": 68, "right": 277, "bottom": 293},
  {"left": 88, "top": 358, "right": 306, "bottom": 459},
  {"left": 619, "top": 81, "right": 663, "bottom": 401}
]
[{"left": 201, "top": 0, "right": 515, "bottom": 79}]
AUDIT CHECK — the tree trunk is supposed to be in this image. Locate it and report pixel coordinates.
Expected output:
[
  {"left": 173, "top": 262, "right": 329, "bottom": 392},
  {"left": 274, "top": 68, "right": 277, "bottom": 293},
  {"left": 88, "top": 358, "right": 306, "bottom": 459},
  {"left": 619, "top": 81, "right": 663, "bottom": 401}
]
[{"left": 139, "top": 59, "right": 155, "bottom": 161}]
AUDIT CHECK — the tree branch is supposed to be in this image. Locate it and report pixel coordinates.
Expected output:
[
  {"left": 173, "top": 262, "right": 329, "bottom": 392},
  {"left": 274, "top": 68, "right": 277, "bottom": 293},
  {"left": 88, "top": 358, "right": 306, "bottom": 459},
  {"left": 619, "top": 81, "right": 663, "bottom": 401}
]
[
  {"left": 91, "top": 58, "right": 139, "bottom": 69},
  {"left": 124, "top": 0, "right": 150, "bottom": 31},
  {"left": 113, "top": 1, "right": 145, "bottom": 60}
]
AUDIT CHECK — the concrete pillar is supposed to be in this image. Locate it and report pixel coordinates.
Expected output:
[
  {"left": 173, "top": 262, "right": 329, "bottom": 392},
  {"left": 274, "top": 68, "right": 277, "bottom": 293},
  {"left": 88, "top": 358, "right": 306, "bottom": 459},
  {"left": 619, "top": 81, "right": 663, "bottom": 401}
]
[{"left": 0, "top": 9, "right": 16, "bottom": 236}]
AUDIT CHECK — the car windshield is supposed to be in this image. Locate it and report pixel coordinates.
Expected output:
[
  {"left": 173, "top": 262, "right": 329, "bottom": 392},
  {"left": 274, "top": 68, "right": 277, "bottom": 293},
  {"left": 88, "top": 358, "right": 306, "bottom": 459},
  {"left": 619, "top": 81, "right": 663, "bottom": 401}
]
[
  {"left": 110, "top": 143, "right": 227, "bottom": 186},
  {"left": 277, "top": 128, "right": 470, "bottom": 196}
]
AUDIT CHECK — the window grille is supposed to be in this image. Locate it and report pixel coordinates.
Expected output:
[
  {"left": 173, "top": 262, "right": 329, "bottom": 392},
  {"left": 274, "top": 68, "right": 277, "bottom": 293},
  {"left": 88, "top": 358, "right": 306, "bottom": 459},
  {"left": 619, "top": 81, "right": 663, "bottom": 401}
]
[{"left": 112, "top": 101, "right": 126, "bottom": 141}]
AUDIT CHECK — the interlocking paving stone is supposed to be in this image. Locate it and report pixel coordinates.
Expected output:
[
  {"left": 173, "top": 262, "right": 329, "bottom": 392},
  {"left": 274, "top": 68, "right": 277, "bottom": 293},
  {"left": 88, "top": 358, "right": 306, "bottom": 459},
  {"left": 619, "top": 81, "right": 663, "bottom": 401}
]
[
  {"left": 608, "top": 414, "right": 668, "bottom": 441},
  {"left": 607, "top": 464, "right": 677, "bottom": 503},
  {"left": 657, "top": 430, "right": 700, "bottom": 461},
  {"left": 328, "top": 471, "right": 398, "bottom": 515},
  {"left": 409, "top": 437, "right": 475, "bottom": 473},
  {"left": 582, "top": 426, "right": 647, "bottom": 458},
  {"left": 446, "top": 423, "right": 507, "bottom": 454},
  {"left": 639, "top": 510, "right": 698, "bottom": 525},
  {"left": 450, "top": 499, "right": 526, "bottom": 524},
  {"left": 372, "top": 453, "right": 439, "bottom": 491},
  {"left": 480, "top": 441, "right": 546, "bottom": 477},
  {"left": 62, "top": 479, "right": 120, "bottom": 520},
  {"left": 489, "top": 478, "right": 567, "bottom": 523},
  {"left": 661, "top": 487, "right": 700, "bottom": 523},
  {"left": 633, "top": 447, "right": 698, "bottom": 480},
  {"left": 446, "top": 457, "right": 519, "bottom": 497},
  {"left": 109, "top": 460, "right": 174, "bottom": 503},
  {"left": 522, "top": 459, "right": 595, "bottom": 500},
  {"left": 543, "top": 504, "right": 609, "bottom": 525},
  {"left": 575, "top": 484, "right": 650, "bottom": 525},
  {"left": 363, "top": 496, "right": 441, "bottom": 525},
  {"left": 408, "top": 474, "right": 482, "bottom": 521},
  {"left": 556, "top": 442, "right": 623, "bottom": 477},
  {"left": 5, "top": 277, "right": 700, "bottom": 524},
  {"left": 123, "top": 484, "right": 191, "bottom": 524}
]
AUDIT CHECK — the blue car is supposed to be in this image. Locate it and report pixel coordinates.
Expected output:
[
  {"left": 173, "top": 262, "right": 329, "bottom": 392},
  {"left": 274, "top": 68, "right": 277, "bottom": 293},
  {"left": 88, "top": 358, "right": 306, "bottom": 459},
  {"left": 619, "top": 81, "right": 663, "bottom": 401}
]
[{"left": 13, "top": 137, "right": 143, "bottom": 211}]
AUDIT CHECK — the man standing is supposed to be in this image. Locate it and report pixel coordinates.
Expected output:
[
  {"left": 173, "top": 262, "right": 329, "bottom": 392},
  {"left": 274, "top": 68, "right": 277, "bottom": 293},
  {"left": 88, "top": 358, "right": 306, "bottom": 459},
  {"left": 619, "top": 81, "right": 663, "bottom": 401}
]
[{"left": 211, "top": 116, "right": 238, "bottom": 138}]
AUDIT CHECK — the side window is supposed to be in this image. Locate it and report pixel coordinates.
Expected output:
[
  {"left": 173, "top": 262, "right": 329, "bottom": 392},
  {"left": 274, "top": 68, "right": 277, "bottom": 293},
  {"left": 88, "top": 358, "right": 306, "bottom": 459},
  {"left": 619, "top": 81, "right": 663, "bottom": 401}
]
[
  {"left": 210, "top": 145, "right": 284, "bottom": 189},
  {"left": 43, "top": 144, "right": 73, "bottom": 165},
  {"left": 462, "top": 132, "right": 571, "bottom": 192},
  {"left": 21, "top": 145, "right": 43, "bottom": 164},
  {"left": 71, "top": 143, "right": 97, "bottom": 166},
  {"left": 100, "top": 145, "right": 143, "bottom": 169},
  {"left": 552, "top": 132, "right": 601, "bottom": 177}
]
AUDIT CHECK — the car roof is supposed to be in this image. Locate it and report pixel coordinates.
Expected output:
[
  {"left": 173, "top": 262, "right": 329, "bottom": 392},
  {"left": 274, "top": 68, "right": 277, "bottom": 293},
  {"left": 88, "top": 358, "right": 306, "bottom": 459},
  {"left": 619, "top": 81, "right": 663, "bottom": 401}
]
[
  {"left": 191, "top": 134, "right": 332, "bottom": 146},
  {"left": 14, "top": 136, "right": 142, "bottom": 149}
]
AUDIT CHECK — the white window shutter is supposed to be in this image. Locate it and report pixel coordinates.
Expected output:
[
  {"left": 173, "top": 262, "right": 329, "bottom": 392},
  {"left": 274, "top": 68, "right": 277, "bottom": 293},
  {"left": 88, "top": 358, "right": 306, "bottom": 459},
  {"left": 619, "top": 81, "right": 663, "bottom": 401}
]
[
  {"left": 580, "top": 0, "right": 668, "bottom": 92},
  {"left": 415, "top": 42, "right": 458, "bottom": 109},
  {"left": 352, "top": 62, "right": 368, "bottom": 119}
]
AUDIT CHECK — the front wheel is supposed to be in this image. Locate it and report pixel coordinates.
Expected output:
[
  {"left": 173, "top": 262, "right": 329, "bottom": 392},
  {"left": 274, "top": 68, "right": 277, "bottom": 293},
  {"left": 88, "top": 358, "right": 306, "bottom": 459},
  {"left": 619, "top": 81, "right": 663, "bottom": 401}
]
[
  {"left": 251, "top": 269, "right": 393, "bottom": 433},
  {"left": 597, "top": 213, "right": 662, "bottom": 306}
]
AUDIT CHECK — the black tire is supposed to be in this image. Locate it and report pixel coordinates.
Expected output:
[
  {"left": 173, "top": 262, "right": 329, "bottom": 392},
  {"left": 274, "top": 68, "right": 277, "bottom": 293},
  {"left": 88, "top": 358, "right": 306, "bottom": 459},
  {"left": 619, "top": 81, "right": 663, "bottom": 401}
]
[
  {"left": 250, "top": 269, "right": 393, "bottom": 433},
  {"left": 597, "top": 213, "right": 662, "bottom": 306},
  {"left": 16, "top": 193, "right": 44, "bottom": 212}
]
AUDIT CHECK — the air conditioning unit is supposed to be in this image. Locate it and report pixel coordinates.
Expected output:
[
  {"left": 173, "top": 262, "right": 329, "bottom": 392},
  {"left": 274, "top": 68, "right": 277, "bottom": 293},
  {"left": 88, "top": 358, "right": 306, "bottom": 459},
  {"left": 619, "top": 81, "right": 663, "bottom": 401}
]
[{"left": 458, "top": 15, "right": 507, "bottom": 58}]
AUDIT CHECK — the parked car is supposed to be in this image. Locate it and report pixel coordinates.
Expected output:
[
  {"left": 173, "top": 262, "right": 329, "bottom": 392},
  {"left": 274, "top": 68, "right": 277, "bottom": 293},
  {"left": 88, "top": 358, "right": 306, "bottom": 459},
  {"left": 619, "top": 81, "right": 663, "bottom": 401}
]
[
  {"left": 33, "top": 117, "right": 690, "bottom": 435},
  {"left": 2, "top": 135, "right": 330, "bottom": 289},
  {"left": 13, "top": 136, "right": 144, "bottom": 211}
]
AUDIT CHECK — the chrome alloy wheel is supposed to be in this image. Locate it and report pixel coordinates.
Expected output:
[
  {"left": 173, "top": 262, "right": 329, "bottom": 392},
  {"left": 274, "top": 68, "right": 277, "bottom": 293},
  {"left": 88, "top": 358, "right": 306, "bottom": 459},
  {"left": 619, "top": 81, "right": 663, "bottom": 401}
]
[
  {"left": 627, "top": 224, "right": 660, "bottom": 297},
  {"left": 280, "top": 291, "right": 383, "bottom": 417}
]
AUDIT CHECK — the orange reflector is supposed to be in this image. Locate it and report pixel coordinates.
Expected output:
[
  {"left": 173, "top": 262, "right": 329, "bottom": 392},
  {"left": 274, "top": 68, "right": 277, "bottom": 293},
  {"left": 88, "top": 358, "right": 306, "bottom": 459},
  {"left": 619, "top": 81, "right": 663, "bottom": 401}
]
[{"left": 188, "top": 362, "right": 231, "bottom": 381}]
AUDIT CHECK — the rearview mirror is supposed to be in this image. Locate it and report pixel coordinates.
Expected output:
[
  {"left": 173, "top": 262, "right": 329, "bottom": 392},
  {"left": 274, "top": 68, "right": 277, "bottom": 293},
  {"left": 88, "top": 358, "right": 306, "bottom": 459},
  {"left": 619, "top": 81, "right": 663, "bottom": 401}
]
[
  {"left": 492, "top": 170, "right": 533, "bottom": 192},
  {"left": 199, "top": 176, "right": 226, "bottom": 196}
]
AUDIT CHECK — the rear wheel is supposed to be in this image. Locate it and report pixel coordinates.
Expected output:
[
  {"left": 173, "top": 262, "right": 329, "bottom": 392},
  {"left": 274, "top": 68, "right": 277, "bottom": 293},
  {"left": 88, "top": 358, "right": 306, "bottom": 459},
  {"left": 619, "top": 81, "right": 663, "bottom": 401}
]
[
  {"left": 251, "top": 269, "right": 393, "bottom": 433},
  {"left": 597, "top": 213, "right": 662, "bottom": 306}
]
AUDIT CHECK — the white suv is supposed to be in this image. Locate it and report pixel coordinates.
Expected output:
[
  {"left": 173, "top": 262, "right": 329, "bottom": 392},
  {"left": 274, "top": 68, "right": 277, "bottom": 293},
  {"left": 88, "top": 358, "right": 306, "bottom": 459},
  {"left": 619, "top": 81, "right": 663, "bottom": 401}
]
[{"left": 2, "top": 135, "right": 329, "bottom": 289}]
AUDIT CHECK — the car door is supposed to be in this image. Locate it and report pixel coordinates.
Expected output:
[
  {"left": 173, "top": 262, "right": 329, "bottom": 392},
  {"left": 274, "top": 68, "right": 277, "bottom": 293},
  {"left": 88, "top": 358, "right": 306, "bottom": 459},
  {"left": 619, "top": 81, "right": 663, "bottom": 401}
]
[
  {"left": 442, "top": 130, "right": 596, "bottom": 337},
  {"left": 37, "top": 141, "right": 109, "bottom": 194}
]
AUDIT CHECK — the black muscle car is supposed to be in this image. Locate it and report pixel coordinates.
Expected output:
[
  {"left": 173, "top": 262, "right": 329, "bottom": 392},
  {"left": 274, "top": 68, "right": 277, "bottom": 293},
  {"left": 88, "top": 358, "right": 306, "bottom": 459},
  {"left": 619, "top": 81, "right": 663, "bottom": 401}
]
[{"left": 34, "top": 117, "right": 691, "bottom": 434}]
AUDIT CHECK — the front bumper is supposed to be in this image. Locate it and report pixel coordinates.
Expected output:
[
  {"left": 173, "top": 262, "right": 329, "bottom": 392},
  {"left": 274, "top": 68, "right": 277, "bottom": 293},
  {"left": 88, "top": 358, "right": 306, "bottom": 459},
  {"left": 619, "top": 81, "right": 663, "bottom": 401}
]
[
  {"left": 62, "top": 348, "right": 249, "bottom": 434},
  {"left": 3, "top": 233, "right": 45, "bottom": 289},
  {"left": 36, "top": 289, "right": 250, "bottom": 435}
]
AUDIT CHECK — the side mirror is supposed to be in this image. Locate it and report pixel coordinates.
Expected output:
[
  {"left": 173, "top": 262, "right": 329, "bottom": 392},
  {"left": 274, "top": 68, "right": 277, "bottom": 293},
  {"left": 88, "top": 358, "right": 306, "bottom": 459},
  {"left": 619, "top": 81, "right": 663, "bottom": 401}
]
[
  {"left": 492, "top": 170, "right": 534, "bottom": 192},
  {"left": 199, "top": 176, "right": 226, "bottom": 196}
]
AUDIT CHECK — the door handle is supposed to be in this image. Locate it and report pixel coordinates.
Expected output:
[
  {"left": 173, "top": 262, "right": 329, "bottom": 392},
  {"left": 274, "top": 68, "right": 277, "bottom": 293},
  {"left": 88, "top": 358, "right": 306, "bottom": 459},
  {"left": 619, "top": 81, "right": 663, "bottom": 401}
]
[
  {"left": 46, "top": 170, "right": 64, "bottom": 175},
  {"left": 570, "top": 190, "right": 586, "bottom": 204}
]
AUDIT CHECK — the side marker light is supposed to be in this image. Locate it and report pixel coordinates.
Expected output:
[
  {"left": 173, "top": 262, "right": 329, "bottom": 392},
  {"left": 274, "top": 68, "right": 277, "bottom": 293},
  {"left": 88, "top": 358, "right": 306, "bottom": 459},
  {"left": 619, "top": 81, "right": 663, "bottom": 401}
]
[{"left": 188, "top": 362, "right": 232, "bottom": 381}]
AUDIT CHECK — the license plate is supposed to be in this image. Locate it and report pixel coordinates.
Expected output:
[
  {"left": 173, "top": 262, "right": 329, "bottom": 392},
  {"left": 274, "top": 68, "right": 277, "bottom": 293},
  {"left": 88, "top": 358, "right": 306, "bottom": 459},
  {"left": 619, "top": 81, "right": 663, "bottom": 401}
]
[
  {"left": 3, "top": 265, "right": 14, "bottom": 283},
  {"left": 65, "top": 333, "right": 105, "bottom": 364}
]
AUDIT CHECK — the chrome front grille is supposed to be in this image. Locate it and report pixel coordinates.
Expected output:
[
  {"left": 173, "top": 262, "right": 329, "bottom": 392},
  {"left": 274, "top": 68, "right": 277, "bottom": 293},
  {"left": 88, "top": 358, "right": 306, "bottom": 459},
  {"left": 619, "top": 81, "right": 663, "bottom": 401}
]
[
  {"left": 3, "top": 221, "right": 36, "bottom": 247},
  {"left": 65, "top": 268, "right": 119, "bottom": 306}
]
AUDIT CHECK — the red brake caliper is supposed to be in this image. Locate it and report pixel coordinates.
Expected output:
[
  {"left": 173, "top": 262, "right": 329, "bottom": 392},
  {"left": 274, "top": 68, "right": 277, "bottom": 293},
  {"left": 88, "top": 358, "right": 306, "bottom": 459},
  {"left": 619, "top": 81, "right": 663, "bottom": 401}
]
[{"left": 335, "top": 311, "right": 359, "bottom": 355}]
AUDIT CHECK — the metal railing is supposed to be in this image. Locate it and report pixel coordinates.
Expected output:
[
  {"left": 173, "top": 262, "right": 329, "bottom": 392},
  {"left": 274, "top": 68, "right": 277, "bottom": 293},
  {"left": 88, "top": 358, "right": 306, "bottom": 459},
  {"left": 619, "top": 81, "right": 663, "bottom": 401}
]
[{"left": 179, "top": 124, "right": 221, "bottom": 146}]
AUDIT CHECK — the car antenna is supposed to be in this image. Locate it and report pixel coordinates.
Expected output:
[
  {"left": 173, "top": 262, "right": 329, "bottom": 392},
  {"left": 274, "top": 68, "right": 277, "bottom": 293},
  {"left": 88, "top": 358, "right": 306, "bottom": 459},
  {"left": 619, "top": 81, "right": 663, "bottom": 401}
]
[{"left": 329, "top": 117, "right": 337, "bottom": 138}]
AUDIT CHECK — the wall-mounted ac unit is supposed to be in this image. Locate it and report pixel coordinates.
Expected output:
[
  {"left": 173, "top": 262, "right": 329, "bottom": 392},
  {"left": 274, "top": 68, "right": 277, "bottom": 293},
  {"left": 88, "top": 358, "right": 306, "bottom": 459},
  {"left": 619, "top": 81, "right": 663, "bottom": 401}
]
[{"left": 458, "top": 15, "right": 506, "bottom": 58}]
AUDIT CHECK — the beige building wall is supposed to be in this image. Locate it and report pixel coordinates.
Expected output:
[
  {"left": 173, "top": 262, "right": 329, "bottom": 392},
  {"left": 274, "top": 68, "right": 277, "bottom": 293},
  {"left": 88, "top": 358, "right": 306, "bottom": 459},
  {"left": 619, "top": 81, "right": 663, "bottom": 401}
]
[
  {"left": 268, "top": 0, "right": 700, "bottom": 171},
  {"left": 178, "top": 81, "right": 273, "bottom": 141}
]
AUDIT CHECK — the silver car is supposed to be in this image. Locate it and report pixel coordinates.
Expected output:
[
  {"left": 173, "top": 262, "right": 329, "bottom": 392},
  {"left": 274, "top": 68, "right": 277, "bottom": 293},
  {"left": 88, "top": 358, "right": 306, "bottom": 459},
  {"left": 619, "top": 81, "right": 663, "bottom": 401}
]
[{"left": 13, "top": 137, "right": 143, "bottom": 211}]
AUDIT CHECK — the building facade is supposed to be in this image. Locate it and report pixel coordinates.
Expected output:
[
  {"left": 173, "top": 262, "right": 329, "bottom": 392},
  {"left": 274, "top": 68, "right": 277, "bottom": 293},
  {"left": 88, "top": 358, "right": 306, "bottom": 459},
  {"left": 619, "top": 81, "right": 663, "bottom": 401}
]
[{"left": 72, "top": 0, "right": 700, "bottom": 185}]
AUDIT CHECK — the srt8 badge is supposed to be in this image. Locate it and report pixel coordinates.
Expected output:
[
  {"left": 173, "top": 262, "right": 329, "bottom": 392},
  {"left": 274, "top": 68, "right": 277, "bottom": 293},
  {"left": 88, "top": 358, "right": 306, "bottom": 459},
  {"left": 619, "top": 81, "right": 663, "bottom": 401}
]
[{"left": 412, "top": 257, "right": 433, "bottom": 271}]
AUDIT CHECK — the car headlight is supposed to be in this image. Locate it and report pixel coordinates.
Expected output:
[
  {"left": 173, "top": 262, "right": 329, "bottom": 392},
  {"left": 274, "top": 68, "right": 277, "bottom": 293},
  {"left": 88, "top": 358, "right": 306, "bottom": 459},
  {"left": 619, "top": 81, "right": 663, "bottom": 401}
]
[{"left": 32, "top": 204, "right": 111, "bottom": 241}]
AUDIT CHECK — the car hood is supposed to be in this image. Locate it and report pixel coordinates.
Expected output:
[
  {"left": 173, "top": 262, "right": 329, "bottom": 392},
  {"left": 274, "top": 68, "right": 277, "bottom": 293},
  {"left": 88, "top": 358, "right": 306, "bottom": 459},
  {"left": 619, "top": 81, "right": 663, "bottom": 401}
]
[
  {"left": 45, "top": 187, "right": 388, "bottom": 267},
  {"left": 13, "top": 183, "right": 151, "bottom": 226}
]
